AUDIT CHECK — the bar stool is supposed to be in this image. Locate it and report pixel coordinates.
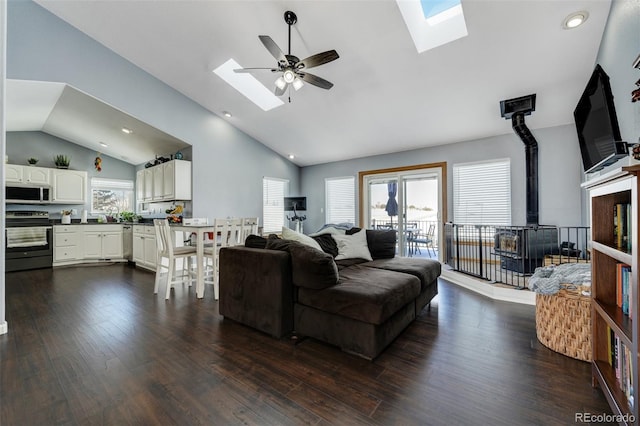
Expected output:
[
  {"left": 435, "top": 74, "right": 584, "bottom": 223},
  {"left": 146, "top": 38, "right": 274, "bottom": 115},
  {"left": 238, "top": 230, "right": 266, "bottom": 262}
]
[{"left": 153, "top": 219, "right": 198, "bottom": 299}]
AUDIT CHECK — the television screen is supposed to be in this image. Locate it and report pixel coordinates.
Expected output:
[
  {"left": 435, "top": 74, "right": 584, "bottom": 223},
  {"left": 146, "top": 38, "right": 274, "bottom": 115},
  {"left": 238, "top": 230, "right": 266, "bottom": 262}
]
[
  {"left": 284, "top": 196, "right": 306, "bottom": 211},
  {"left": 574, "top": 64, "right": 626, "bottom": 173}
]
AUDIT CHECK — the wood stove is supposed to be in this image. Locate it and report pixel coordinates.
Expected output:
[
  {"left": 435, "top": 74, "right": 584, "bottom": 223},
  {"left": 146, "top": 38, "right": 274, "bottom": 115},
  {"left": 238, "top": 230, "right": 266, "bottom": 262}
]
[{"left": 494, "top": 226, "right": 559, "bottom": 274}]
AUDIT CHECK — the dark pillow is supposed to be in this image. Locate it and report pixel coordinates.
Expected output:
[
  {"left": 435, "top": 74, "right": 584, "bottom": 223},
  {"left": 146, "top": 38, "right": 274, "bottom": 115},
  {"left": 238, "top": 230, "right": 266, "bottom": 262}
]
[
  {"left": 366, "top": 229, "right": 397, "bottom": 259},
  {"left": 245, "top": 234, "right": 267, "bottom": 249},
  {"left": 265, "top": 239, "right": 339, "bottom": 289},
  {"left": 312, "top": 233, "right": 339, "bottom": 257},
  {"left": 345, "top": 227, "right": 362, "bottom": 235}
]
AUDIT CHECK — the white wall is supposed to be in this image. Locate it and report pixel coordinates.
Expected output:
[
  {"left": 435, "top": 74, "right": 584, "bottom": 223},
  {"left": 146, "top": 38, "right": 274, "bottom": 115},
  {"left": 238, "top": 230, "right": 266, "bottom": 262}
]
[
  {"left": 301, "top": 124, "right": 585, "bottom": 233},
  {"left": 6, "top": 1, "right": 300, "bottom": 220}
]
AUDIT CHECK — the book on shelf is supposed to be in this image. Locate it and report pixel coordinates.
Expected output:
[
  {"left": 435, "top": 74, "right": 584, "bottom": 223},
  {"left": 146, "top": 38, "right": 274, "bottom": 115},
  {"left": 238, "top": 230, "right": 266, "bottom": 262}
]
[
  {"left": 607, "top": 326, "right": 635, "bottom": 410},
  {"left": 616, "top": 263, "right": 632, "bottom": 317},
  {"left": 613, "top": 203, "right": 632, "bottom": 251}
]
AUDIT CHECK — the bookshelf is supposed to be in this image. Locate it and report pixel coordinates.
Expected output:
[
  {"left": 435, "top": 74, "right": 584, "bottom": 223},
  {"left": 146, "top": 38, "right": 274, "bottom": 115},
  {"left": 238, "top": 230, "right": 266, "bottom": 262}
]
[{"left": 584, "top": 165, "right": 640, "bottom": 424}]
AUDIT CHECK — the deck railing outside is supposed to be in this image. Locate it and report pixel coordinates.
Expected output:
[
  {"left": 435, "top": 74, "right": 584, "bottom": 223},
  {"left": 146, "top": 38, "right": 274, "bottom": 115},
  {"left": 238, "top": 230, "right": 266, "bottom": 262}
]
[{"left": 444, "top": 223, "right": 591, "bottom": 288}]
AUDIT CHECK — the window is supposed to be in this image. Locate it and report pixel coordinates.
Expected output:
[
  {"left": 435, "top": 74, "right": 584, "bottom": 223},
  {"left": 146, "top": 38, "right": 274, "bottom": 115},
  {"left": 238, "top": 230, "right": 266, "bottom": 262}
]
[
  {"left": 453, "top": 159, "right": 511, "bottom": 225},
  {"left": 263, "top": 177, "right": 289, "bottom": 234},
  {"left": 325, "top": 176, "right": 355, "bottom": 225},
  {"left": 91, "top": 177, "right": 134, "bottom": 214}
]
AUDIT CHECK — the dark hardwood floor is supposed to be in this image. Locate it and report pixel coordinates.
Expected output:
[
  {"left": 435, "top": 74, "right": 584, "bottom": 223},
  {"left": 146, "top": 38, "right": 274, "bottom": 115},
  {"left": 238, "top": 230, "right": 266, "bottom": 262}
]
[{"left": 1, "top": 264, "right": 613, "bottom": 425}]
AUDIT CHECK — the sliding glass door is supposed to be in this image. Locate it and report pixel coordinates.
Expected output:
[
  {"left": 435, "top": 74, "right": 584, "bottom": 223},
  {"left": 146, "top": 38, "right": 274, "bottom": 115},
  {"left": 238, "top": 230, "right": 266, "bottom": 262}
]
[{"left": 362, "top": 165, "right": 443, "bottom": 258}]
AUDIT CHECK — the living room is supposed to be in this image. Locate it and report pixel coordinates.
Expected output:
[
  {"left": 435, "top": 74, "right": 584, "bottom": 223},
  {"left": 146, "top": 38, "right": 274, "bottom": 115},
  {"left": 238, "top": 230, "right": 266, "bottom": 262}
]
[{"left": 1, "top": 0, "right": 638, "bottom": 424}]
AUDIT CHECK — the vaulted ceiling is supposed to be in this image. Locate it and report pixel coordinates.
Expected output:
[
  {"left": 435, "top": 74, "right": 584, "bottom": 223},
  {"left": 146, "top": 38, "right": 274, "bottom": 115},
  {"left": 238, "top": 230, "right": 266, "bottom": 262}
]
[{"left": 29, "top": 0, "right": 611, "bottom": 166}]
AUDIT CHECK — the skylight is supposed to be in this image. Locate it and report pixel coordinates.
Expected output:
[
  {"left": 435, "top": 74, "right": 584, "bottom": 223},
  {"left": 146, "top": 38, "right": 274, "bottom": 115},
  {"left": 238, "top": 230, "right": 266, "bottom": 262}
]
[
  {"left": 213, "top": 59, "right": 284, "bottom": 111},
  {"left": 397, "top": 0, "right": 468, "bottom": 53}
]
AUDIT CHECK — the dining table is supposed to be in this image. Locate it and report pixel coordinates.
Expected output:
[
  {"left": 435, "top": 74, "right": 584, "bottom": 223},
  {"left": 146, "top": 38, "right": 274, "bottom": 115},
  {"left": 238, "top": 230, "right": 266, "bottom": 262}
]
[{"left": 172, "top": 223, "right": 217, "bottom": 299}]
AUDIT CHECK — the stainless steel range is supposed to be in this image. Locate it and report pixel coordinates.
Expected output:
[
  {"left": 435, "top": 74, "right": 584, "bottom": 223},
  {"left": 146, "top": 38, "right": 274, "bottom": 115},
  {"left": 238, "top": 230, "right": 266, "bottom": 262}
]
[{"left": 5, "top": 211, "right": 53, "bottom": 272}]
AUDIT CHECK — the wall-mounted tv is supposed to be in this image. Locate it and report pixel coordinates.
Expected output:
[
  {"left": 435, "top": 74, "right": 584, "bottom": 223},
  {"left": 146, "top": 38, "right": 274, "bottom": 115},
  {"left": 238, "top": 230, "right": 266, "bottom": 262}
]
[
  {"left": 574, "top": 64, "right": 627, "bottom": 173},
  {"left": 284, "top": 196, "right": 306, "bottom": 211}
]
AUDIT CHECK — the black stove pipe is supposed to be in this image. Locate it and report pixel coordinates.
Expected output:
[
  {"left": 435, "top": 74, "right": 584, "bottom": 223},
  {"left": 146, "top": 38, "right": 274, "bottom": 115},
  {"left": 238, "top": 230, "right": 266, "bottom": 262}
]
[{"left": 512, "top": 113, "right": 539, "bottom": 226}]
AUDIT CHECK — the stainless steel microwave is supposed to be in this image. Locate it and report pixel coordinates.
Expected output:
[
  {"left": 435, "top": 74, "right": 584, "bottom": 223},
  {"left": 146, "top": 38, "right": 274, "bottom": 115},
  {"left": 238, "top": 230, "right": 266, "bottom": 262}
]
[{"left": 6, "top": 185, "right": 51, "bottom": 204}]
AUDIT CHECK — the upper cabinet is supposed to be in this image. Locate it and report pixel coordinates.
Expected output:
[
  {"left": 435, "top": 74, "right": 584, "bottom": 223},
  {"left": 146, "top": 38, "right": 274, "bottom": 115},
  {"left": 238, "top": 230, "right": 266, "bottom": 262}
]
[
  {"left": 136, "top": 159, "right": 191, "bottom": 203},
  {"left": 51, "top": 169, "right": 87, "bottom": 204},
  {"left": 6, "top": 164, "right": 50, "bottom": 185}
]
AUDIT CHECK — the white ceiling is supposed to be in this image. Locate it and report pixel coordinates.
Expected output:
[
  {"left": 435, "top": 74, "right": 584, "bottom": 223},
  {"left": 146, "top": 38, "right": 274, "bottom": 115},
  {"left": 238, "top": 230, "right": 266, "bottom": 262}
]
[
  {"left": 6, "top": 80, "right": 191, "bottom": 166},
  {"left": 30, "top": 0, "right": 611, "bottom": 167}
]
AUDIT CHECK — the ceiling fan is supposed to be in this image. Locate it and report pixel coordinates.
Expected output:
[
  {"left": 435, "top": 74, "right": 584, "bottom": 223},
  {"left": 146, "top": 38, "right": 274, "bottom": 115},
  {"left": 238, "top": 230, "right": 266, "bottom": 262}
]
[{"left": 234, "top": 11, "right": 339, "bottom": 97}]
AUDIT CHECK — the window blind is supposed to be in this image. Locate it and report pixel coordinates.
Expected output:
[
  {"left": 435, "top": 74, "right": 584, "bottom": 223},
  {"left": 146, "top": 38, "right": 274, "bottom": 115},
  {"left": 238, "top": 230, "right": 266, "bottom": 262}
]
[
  {"left": 453, "top": 159, "right": 511, "bottom": 225},
  {"left": 263, "top": 177, "right": 288, "bottom": 234},
  {"left": 325, "top": 176, "right": 355, "bottom": 225},
  {"left": 91, "top": 177, "right": 134, "bottom": 189}
]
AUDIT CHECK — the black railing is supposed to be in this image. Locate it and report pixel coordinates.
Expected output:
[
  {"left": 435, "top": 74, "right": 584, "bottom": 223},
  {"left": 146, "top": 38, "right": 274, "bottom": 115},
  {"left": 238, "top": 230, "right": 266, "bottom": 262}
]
[{"left": 444, "top": 223, "right": 590, "bottom": 288}]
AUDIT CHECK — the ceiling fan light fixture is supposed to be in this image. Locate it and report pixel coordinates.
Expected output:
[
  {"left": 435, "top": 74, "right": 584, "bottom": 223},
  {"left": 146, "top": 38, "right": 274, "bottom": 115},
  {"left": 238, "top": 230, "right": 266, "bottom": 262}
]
[
  {"left": 292, "top": 78, "right": 304, "bottom": 91},
  {"left": 275, "top": 76, "right": 287, "bottom": 90},
  {"left": 283, "top": 69, "right": 296, "bottom": 84}
]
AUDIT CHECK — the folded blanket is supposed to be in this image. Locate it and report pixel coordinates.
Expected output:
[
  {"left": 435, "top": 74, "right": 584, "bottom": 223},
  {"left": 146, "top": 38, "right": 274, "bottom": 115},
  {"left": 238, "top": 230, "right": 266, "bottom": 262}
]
[{"left": 528, "top": 262, "right": 591, "bottom": 295}]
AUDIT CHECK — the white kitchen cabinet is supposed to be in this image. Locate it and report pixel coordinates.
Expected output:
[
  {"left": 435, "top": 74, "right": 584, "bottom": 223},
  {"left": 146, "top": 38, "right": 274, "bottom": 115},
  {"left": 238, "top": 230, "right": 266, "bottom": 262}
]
[
  {"left": 5, "top": 164, "right": 23, "bottom": 183},
  {"left": 136, "top": 169, "right": 145, "bottom": 203},
  {"left": 51, "top": 169, "right": 87, "bottom": 204},
  {"left": 53, "top": 225, "right": 83, "bottom": 264},
  {"left": 135, "top": 160, "right": 191, "bottom": 203},
  {"left": 5, "top": 164, "right": 50, "bottom": 185},
  {"left": 83, "top": 225, "right": 123, "bottom": 259},
  {"left": 133, "top": 225, "right": 157, "bottom": 270},
  {"left": 143, "top": 168, "right": 153, "bottom": 201}
]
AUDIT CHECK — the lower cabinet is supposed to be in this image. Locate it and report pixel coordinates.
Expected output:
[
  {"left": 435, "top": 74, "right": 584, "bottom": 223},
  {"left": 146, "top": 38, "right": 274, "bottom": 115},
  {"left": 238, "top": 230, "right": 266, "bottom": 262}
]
[
  {"left": 83, "top": 226, "right": 123, "bottom": 259},
  {"left": 133, "top": 225, "right": 157, "bottom": 271},
  {"left": 53, "top": 224, "right": 125, "bottom": 266}
]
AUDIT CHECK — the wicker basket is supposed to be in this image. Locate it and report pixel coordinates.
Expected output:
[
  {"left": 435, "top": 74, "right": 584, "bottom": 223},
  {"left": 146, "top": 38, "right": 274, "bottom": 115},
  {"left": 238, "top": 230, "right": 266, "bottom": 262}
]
[{"left": 535, "top": 285, "right": 591, "bottom": 362}]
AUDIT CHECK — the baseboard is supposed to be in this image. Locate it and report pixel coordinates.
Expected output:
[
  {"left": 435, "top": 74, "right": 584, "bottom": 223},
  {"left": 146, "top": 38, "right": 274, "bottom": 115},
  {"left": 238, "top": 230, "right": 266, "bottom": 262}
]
[
  {"left": 441, "top": 269, "right": 535, "bottom": 305},
  {"left": 0, "top": 321, "right": 7, "bottom": 335}
]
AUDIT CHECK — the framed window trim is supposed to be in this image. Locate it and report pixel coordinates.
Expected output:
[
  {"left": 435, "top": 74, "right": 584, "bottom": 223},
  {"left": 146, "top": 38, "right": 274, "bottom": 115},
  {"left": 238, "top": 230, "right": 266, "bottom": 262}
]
[{"left": 90, "top": 177, "right": 135, "bottom": 215}]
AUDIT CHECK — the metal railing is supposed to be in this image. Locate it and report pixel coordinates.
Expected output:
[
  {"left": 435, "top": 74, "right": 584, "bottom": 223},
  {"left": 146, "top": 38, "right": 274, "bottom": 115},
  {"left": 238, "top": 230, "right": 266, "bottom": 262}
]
[{"left": 444, "top": 223, "right": 590, "bottom": 288}]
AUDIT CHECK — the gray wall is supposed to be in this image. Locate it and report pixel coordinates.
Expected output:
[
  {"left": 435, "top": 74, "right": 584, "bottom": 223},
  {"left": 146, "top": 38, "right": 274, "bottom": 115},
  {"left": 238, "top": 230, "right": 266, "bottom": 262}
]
[
  {"left": 596, "top": 0, "right": 640, "bottom": 148},
  {"left": 1, "top": 0, "right": 7, "bottom": 335},
  {"left": 7, "top": 1, "right": 300, "bottom": 220},
  {"left": 301, "top": 124, "right": 585, "bottom": 233},
  {"left": 6, "top": 131, "right": 136, "bottom": 218}
]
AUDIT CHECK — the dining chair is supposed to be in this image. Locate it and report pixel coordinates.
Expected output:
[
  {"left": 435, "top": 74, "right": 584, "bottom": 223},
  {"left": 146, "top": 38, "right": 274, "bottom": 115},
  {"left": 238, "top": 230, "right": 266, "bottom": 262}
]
[
  {"left": 240, "top": 217, "right": 259, "bottom": 242},
  {"left": 153, "top": 219, "right": 198, "bottom": 299},
  {"left": 413, "top": 224, "right": 436, "bottom": 257},
  {"left": 202, "top": 218, "right": 243, "bottom": 299}
]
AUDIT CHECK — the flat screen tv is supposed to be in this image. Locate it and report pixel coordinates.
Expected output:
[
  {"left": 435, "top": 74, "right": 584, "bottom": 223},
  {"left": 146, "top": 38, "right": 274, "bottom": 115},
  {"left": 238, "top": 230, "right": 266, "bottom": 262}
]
[
  {"left": 284, "top": 196, "right": 306, "bottom": 211},
  {"left": 574, "top": 64, "right": 627, "bottom": 173}
]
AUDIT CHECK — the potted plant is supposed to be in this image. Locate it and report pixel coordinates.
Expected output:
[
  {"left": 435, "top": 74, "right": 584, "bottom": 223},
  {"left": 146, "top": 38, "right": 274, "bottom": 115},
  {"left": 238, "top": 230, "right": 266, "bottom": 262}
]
[
  {"left": 27, "top": 158, "right": 38, "bottom": 166},
  {"left": 54, "top": 155, "right": 71, "bottom": 169}
]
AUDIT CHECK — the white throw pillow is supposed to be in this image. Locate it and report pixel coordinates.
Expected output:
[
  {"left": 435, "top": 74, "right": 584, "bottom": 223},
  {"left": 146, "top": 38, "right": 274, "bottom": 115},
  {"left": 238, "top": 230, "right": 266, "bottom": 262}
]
[
  {"left": 281, "top": 227, "right": 323, "bottom": 251},
  {"left": 332, "top": 229, "right": 373, "bottom": 261}
]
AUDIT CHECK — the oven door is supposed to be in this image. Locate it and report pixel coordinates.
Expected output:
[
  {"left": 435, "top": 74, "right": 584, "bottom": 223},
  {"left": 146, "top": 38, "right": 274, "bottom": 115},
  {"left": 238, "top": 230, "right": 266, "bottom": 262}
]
[{"left": 5, "top": 226, "right": 54, "bottom": 272}]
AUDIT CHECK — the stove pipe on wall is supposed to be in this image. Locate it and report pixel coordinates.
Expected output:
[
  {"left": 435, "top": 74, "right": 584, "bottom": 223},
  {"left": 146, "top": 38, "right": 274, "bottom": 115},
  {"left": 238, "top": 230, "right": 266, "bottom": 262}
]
[{"left": 500, "top": 94, "right": 538, "bottom": 226}]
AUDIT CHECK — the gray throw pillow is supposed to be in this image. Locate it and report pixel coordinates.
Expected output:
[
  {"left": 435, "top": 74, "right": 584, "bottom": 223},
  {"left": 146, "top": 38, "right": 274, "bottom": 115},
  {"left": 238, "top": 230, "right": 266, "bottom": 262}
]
[{"left": 265, "top": 238, "right": 339, "bottom": 289}]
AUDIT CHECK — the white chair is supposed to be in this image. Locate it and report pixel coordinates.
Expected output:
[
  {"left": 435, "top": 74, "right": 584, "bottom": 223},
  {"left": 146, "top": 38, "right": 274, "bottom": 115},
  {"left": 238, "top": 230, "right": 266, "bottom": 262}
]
[
  {"left": 203, "top": 218, "right": 243, "bottom": 299},
  {"left": 153, "top": 219, "right": 198, "bottom": 299},
  {"left": 240, "top": 217, "right": 259, "bottom": 243}
]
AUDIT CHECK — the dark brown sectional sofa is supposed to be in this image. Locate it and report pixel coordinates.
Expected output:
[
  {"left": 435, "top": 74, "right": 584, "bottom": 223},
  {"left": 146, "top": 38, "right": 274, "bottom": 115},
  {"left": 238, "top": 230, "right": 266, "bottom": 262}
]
[{"left": 219, "top": 229, "right": 441, "bottom": 359}]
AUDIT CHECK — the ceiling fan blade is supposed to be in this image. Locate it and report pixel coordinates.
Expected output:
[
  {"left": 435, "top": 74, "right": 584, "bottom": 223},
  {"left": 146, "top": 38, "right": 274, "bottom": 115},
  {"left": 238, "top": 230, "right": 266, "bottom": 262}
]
[
  {"left": 259, "top": 35, "right": 289, "bottom": 66},
  {"left": 233, "top": 68, "right": 277, "bottom": 73},
  {"left": 297, "top": 72, "right": 334, "bottom": 90},
  {"left": 297, "top": 50, "right": 339, "bottom": 70},
  {"left": 274, "top": 84, "right": 288, "bottom": 97}
]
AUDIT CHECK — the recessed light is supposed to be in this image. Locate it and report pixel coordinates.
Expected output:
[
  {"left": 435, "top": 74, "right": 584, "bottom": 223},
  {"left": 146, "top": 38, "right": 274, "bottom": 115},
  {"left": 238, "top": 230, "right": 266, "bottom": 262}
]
[
  {"left": 223, "top": 111, "right": 232, "bottom": 118},
  {"left": 121, "top": 127, "right": 133, "bottom": 134},
  {"left": 288, "top": 154, "right": 295, "bottom": 160},
  {"left": 563, "top": 11, "right": 588, "bottom": 29},
  {"left": 99, "top": 142, "right": 108, "bottom": 148}
]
